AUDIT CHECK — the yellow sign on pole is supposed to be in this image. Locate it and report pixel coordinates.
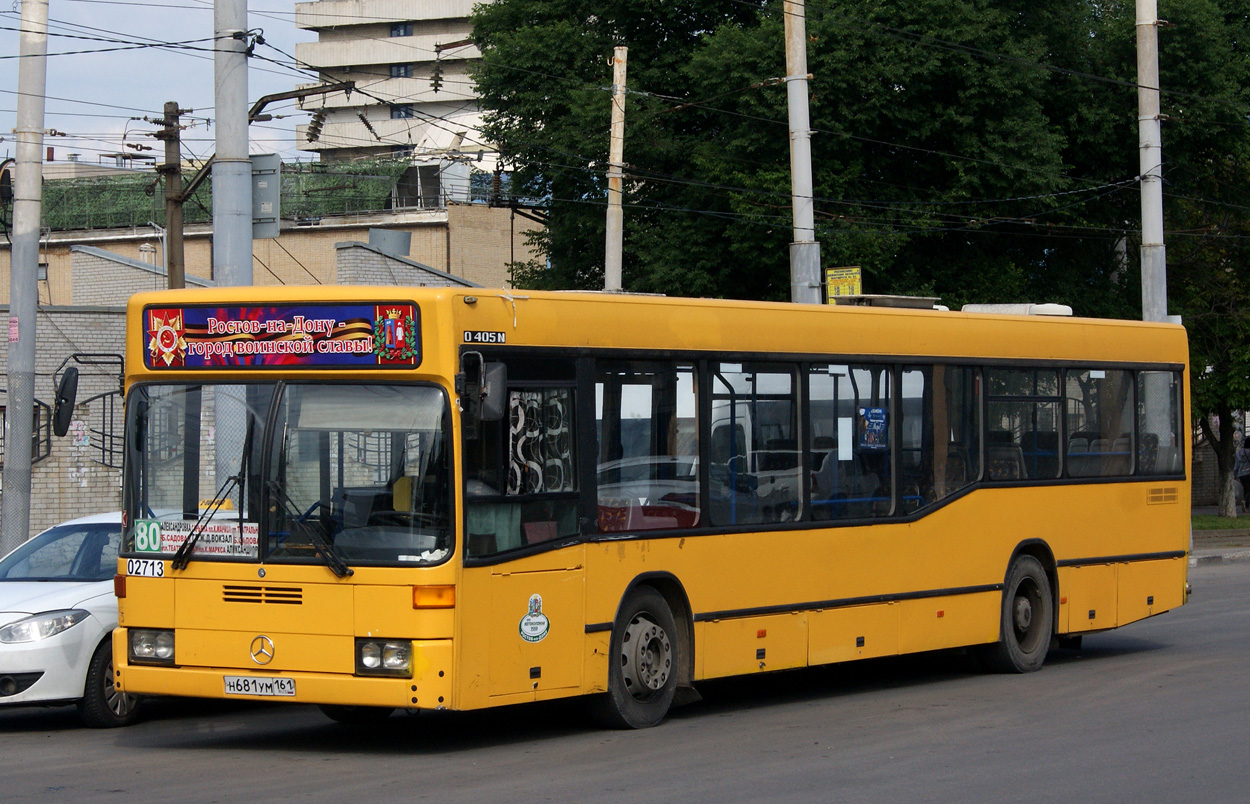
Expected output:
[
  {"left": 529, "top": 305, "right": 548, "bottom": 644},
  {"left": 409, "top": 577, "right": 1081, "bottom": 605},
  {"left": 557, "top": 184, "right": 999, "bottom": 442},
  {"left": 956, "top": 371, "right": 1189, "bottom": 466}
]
[{"left": 825, "top": 266, "right": 862, "bottom": 302}]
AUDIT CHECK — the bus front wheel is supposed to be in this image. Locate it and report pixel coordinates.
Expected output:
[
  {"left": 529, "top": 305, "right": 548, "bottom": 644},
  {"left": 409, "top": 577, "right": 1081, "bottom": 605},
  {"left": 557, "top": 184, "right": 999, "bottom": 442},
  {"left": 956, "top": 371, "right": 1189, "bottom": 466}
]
[
  {"left": 591, "top": 587, "right": 678, "bottom": 729},
  {"left": 983, "top": 555, "right": 1053, "bottom": 673}
]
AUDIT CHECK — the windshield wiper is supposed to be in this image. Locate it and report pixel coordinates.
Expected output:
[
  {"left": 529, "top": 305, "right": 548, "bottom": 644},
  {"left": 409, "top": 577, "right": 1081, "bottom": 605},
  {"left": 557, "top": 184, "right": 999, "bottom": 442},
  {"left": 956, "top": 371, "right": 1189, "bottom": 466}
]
[
  {"left": 172, "top": 413, "right": 254, "bottom": 571},
  {"left": 266, "top": 480, "right": 354, "bottom": 578}
]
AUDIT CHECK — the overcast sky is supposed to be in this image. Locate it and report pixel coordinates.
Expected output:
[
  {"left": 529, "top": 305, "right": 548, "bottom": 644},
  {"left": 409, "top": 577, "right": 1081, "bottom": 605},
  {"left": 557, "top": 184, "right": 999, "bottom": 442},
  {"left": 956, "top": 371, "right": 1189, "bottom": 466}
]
[{"left": 0, "top": 0, "right": 312, "bottom": 167}]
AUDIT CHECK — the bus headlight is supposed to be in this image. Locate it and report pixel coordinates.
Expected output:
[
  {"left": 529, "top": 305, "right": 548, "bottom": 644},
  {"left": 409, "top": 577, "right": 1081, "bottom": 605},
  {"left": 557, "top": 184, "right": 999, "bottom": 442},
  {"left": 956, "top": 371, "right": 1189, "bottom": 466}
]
[
  {"left": 129, "top": 628, "right": 175, "bottom": 665},
  {"left": 355, "top": 638, "right": 412, "bottom": 677}
]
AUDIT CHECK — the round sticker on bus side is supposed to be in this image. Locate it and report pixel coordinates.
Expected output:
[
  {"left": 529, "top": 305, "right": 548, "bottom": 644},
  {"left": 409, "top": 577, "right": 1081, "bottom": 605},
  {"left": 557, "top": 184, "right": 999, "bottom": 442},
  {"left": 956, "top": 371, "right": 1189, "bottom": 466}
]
[{"left": 519, "top": 594, "right": 550, "bottom": 643}]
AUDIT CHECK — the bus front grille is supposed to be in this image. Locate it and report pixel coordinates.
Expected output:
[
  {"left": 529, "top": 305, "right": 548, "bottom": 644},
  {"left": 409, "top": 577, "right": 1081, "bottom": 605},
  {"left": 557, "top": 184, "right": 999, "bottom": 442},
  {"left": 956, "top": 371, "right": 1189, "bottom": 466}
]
[{"left": 222, "top": 585, "right": 303, "bottom": 605}]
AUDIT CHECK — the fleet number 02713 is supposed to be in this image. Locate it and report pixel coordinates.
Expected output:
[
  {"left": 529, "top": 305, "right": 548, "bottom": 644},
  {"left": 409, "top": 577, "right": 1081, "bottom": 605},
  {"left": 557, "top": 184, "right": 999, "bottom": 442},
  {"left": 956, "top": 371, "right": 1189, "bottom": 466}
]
[{"left": 126, "top": 558, "right": 164, "bottom": 578}]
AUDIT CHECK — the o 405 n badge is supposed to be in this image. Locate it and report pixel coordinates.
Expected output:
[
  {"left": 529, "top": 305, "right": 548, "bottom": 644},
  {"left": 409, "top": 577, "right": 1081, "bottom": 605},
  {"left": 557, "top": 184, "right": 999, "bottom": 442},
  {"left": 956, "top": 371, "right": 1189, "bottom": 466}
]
[{"left": 519, "top": 594, "right": 550, "bottom": 643}]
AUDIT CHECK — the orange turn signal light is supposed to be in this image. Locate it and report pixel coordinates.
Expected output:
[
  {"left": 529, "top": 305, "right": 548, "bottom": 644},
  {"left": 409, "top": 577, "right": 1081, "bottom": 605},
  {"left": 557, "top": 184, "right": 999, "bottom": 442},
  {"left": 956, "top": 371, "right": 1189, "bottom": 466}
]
[
  {"left": 114, "top": 574, "right": 127, "bottom": 599},
  {"left": 413, "top": 585, "right": 455, "bottom": 609}
]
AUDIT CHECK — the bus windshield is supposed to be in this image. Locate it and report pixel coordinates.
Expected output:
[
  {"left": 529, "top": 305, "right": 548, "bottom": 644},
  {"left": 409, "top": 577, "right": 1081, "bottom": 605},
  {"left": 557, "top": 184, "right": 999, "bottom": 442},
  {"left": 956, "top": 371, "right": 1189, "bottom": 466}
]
[{"left": 123, "top": 382, "right": 452, "bottom": 567}]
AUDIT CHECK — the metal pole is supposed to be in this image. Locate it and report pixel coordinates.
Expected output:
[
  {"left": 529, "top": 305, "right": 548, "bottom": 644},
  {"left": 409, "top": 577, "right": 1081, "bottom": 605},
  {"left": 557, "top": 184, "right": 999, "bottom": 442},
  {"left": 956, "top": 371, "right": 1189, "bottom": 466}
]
[
  {"left": 784, "top": 0, "right": 821, "bottom": 304},
  {"left": 213, "top": 0, "right": 252, "bottom": 287},
  {"left": 158, "top": 101, "right": 186, "bottom": 289},
  {"left": 1, "top": 0, "right": 49, "bottom": 553},
  {"left": 1137, "top": 0, "right": 1167, "bottom": 322},
  {"left": 604, "top": 46, "right": 627, "bottom": 293}
]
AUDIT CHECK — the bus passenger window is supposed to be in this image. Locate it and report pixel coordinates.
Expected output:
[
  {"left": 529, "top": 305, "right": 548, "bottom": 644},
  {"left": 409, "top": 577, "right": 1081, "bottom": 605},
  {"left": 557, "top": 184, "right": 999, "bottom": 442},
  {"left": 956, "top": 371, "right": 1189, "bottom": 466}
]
[
  {"left": 596, "top": 362, "right": 699, "bottom": 532},
  {"left": 807, "top": 364, "right": 892, "bottom": 521},
  {"left": 901, "top": 366, "right": 980, "bottom": 510},
  {"left": 707, "top": 363, "right": 800, "bottom": 527},
  {"left": 1136, "top": 371, "right": 1183, "bottom": 476},
  {"left": 986, "top": 369, "right": 1060, "bottom": 481},
  {"left": 1065, "top": 369, "right": 1133, "bottom": 477}
]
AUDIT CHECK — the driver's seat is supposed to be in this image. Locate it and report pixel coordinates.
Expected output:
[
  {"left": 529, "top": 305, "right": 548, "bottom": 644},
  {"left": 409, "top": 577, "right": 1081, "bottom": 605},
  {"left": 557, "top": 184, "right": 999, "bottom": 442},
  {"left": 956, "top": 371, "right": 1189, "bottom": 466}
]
[{"left": 391, "top": 476, "right": 415, "bottom": 513}]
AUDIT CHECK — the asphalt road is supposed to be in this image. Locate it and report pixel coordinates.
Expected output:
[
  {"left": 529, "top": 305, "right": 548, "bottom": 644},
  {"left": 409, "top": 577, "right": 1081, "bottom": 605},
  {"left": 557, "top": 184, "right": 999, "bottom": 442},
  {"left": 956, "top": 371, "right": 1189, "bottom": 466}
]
[{"left": 3, "top": 562, "right": 1247, "bottom": 804}]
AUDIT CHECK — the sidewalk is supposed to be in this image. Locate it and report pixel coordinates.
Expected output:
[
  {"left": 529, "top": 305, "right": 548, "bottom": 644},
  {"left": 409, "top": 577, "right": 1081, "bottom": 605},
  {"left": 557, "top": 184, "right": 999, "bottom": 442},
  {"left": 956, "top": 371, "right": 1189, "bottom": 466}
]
[{"left": 1190, "top": 506, "right": 1250, "bottom": 566}]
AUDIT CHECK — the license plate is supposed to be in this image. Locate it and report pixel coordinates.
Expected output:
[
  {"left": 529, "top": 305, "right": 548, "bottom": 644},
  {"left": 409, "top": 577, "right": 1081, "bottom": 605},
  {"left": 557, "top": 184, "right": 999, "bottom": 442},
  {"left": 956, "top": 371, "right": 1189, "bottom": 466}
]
[{"left": 223, "top": 675, "right": 295, "bottom": 697}]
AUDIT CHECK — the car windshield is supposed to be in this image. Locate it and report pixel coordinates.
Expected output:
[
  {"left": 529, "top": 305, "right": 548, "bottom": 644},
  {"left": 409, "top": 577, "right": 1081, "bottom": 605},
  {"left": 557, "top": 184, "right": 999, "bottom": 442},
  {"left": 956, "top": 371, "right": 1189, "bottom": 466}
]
[
  {"left": 0, "top": 523, "right": 121, "bottom": 582},
  {"left": 124, "top": 381, "right": 452, "bottom": 567}
]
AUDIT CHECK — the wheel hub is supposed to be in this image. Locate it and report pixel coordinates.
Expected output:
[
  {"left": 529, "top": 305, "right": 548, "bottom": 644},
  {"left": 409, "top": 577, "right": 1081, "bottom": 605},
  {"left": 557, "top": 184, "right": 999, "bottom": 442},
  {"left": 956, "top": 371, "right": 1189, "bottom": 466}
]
[
  {"left": 1013, "top": 595, "right": 1033, "bottom": 632},
  {"left": 620, "top": 615, "right": 672, "bottom": 699}
]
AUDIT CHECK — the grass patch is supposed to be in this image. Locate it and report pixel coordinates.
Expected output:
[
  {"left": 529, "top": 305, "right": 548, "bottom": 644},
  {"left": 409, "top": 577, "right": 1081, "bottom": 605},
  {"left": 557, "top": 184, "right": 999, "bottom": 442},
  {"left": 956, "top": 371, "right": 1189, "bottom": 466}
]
[{"left": 1192, "top": 514, "right": 1249, "bottom": 530}]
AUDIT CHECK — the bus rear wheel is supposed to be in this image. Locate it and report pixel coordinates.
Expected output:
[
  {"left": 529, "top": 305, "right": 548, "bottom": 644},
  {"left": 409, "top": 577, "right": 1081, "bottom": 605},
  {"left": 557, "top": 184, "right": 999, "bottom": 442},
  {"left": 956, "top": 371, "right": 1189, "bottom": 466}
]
[
  {"left": 591, "top": 587, "right": 678, "bottom": 729},
  {"left": 983, "top": 555, "right": 1053, "bottom": 673}
]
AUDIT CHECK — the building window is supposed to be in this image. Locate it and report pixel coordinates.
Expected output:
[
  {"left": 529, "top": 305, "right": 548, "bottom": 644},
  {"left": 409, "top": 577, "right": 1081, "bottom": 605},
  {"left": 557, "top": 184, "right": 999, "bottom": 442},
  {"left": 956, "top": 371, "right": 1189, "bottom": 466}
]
[
  {"left": 390, "top": 105, "right": 415, "bottom": 119},
  {"left": 390, "top": 22, "right": 412, "bottom": 37},
  {"left": 390, "top": 64, "right": 413, "bottom": 78}
]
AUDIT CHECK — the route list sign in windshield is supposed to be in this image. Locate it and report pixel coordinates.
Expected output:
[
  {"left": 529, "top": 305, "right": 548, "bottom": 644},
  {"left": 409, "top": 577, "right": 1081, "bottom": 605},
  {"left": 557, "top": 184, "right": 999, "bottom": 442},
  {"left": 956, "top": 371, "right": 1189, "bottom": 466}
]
[{"left": 144, "top": 303, "right": 419, "bottom": 369}]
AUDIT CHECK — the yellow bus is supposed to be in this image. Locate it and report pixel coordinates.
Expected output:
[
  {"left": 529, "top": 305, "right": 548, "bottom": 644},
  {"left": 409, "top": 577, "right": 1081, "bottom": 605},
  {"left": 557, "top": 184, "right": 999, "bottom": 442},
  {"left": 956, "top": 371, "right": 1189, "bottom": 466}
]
[{"left": 110, "top": 287, "right": 1189, "bottom": 728}]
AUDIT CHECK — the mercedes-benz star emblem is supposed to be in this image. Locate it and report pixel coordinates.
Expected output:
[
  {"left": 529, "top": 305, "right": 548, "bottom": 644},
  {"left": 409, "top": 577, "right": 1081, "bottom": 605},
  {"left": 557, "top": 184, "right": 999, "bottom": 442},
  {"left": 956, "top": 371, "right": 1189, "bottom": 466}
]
[{"left": 250, "top": 635, "right": 275, "bottom": 665}]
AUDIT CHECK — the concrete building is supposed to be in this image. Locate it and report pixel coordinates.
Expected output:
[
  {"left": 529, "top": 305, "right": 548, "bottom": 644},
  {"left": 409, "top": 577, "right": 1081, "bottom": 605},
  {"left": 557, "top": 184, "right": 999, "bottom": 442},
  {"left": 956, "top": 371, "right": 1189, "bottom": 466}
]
[{"left": 294, "top": 0, "right": 490, "bottom": 169}]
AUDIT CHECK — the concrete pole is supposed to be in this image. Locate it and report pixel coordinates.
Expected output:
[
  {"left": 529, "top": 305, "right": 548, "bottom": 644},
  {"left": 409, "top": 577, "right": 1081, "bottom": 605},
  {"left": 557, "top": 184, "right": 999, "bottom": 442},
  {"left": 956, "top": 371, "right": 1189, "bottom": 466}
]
[
  {"left": 213, "top": 0, "right": 252, "bottom": 287},
  {"left": 1137, "top": 0, "right": 1167, "bottom": 322},
  {"left": 159, "top": 101, "right": 186, "bottom": 289},
  {"left": 784, "top": 0, "right": 821, "bottom": 304},
  {"left": 1, "top": 0, "right": 49, "bottom": 554},
  {"left": 212, "top": 0, "right": 251, "bottom": 502},
  {"left": 604, "top": 46, "right": 627, "bottom": 293}
]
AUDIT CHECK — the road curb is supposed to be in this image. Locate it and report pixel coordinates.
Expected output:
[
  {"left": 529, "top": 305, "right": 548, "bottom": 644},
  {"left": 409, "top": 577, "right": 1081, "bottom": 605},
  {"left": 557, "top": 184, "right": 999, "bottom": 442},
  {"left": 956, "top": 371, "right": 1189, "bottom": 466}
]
[{"left": 1190, "top": 549, "right": 1250, "bottom": 567}]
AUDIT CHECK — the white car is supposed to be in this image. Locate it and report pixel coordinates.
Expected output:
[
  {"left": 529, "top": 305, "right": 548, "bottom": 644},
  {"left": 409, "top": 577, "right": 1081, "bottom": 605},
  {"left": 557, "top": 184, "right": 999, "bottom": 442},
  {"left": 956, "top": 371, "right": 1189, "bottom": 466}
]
[{"left": 0, "top": 513, "right": 140, "bottom": 727}]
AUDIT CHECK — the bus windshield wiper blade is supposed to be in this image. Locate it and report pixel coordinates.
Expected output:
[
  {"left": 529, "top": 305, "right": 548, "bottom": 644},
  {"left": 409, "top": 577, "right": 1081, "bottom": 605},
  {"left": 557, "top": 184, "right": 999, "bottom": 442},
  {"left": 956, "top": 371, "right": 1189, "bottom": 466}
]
[
  {"left": 170, "top": 475, "right": 238, "bottom": 570},
  {"left": 267, "top": 481, "right": 354, "bottom": 578},
  {"left": 172, "top": 412, "right": 254, "bottom": 571}
]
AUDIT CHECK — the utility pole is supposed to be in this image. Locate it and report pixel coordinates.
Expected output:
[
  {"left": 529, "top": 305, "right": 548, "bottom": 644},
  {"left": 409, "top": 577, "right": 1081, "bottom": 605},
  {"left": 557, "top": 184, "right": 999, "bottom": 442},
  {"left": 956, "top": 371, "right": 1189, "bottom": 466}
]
[
  {"left": 213, "top": 0, "right": 252, "bottom": 287},
  {"left": 155, "top": 101, "right": 186, "bottom": 289},
  {"left": 1, "top": 0, "right": 49, "bottom": 554},
  {"left": 1136, "top": 0, "right": 1166, "bottom": 322},
  {"left": 604, "top": 46, "right": 627, "bottom": 293},
  {"left": 784, "top": 0, "right": 821, "bottom": 305}
]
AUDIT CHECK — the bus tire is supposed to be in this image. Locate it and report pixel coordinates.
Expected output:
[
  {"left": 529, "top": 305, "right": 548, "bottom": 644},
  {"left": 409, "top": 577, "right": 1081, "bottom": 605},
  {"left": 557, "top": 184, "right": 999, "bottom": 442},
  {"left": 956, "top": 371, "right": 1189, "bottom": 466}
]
[
  {"left": 319, "top": 704, "right": 394, "bottom": 724},
  {"left": 983, "top": 555, "right": 1053, "bottom": 673},
  {"left": 591, "top": 587, "right": 678, "bottom": 729},
  {"left": 78, "top": 640, "right": 142, "bottom": 728}
]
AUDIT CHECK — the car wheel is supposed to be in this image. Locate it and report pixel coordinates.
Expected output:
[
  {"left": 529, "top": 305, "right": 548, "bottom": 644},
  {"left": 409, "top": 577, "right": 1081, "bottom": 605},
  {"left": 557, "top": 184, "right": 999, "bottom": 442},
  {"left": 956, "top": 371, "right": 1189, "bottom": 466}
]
[{"left": 78, "top": 640, "right": 142, "bottom": 728}]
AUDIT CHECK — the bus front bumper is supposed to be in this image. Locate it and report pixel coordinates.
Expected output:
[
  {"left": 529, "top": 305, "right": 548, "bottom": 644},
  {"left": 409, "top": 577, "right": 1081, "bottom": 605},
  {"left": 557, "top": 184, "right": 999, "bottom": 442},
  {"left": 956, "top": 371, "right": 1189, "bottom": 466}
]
[{"left": 113, "top": 629, "right": 453, "bottom": 710}]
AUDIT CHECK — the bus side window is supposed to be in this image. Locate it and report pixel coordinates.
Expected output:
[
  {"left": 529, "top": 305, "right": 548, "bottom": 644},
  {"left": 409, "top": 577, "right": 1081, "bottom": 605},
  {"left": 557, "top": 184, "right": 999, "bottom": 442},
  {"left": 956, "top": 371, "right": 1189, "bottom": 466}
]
[
  {"left": 708, "top": 363, "right": 800, "bottom": 527},
  {"left": 1136, "top": 371, "right": 1183, "bottom": 476},
  {"left": 464, "top": 378, "right": 580, "bottom": 558},
  {"left": 595, "top": 361, "right": 700, "bottom": 533},
  {"left": 807, "top": 364, "right": 892, "bottom": 521},
  {"left": 901, "top": 365, "right": 980, "bottom": 510}
]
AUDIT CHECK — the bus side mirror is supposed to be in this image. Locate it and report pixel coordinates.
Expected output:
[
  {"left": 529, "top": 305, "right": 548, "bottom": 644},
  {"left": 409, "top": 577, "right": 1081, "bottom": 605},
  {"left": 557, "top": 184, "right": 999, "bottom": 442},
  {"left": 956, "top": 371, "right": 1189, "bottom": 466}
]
[
  {"left": 53, "top": 366, "right": 79, "bottom": 437},
  {"left": 457, "top": 354, "right": 506, "bottom": 439},
  {"left": 479, "top": 362, "right": 507, "bottom": 422}
]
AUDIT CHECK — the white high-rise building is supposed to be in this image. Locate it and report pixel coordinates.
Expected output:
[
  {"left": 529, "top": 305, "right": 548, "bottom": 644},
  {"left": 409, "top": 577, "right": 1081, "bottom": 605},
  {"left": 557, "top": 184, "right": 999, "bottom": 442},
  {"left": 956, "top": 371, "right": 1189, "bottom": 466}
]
[{"left": 294, "top": 0, "right": 494, "bottom": 176}]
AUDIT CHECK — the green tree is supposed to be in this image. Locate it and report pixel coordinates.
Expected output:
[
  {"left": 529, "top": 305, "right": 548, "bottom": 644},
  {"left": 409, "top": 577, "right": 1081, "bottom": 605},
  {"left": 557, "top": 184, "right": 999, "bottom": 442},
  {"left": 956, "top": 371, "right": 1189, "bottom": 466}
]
[
  {"left": 1153, "top": 1, "right": 1250, "bottom": 515},
  {"left": 472, "top": 0, "right": 1250, "bottom": 506}
]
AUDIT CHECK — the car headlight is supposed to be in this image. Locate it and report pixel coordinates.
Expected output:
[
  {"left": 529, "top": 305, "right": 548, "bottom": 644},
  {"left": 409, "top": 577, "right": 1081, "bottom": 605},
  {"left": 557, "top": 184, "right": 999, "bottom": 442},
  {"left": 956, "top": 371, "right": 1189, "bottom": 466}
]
[
  {"left": 0, "top": 609, "right": 91, "bottom": 643},
  {"left": 355, "top": 638, "right": 412, "bottom": 677},
  {"left": 128, "top": 628, "right": 175, "bottom": 665}
]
